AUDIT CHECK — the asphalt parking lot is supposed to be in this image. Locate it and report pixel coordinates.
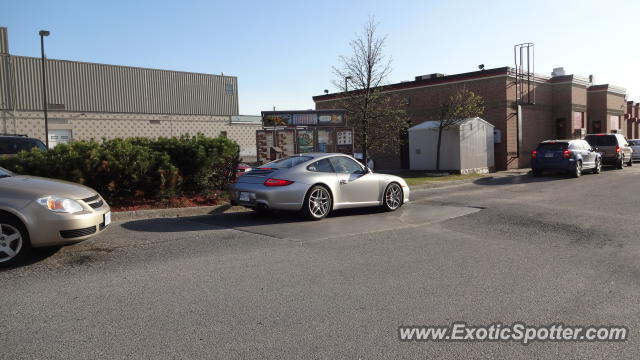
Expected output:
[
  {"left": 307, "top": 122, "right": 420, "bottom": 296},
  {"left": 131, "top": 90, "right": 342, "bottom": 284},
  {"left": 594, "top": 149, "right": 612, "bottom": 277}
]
[{"left": 2, "top": 166, "right": 640, "bottom": 359}]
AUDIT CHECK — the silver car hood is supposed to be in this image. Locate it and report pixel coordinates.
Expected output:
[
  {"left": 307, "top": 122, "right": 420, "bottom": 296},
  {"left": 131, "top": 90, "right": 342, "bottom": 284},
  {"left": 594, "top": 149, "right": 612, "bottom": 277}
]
[{"left": 0, "top": 175, "right": 97, "bottom": 200}]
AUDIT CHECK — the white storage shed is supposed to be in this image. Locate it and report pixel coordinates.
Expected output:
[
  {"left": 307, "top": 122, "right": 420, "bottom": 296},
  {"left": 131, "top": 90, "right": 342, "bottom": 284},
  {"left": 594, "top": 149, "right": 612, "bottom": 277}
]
[{"left": 408, "top": 117, "right": 495, "bottom": 173}]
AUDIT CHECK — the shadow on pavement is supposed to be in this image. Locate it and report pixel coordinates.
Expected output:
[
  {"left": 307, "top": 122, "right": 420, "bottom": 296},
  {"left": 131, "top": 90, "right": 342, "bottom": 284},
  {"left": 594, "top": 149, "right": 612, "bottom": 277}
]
[
  {"left": 0, "top": 246, "right": 61, "bottom": 271},
  {"left": 121, "top": 206, "right": 390, "bottom": 233}
]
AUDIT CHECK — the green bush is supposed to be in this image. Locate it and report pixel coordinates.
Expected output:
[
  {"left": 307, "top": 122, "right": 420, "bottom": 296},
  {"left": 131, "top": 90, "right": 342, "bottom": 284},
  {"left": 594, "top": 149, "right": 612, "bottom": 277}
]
[
  {"left": 128, "top": 134, "right": 240, "bottom": 192},
  {"left": 0, "top": 135, "right": 239, "bottom": 206}
]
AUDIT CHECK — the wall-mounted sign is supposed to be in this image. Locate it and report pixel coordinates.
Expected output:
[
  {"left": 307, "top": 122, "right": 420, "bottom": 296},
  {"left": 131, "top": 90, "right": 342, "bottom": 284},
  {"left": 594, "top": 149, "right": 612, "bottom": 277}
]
[
  {"left": 292, "top": 113, "right": 317, "bottom": 125},
  {"left": 262, "top": 110, "right": 346, "bottom": 128},
  {"left": 263, "top": 114, "right": 292, "bottom": 127},
  {"left": 318, "top": 114, "right": 343, "bottom": 125},
  {"left": 297, "top": 130, "right": 315, "bottom": 153},
  {"left": 337, "top": 130, "right": 352, "bottom": 145}
]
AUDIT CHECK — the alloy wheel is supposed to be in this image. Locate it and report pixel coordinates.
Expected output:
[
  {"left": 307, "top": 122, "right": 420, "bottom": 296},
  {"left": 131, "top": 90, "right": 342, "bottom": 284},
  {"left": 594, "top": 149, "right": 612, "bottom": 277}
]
[
  {"left": 308, "top": 187, "right": 330, "bottom": 218},
  {"left": 385, "top": 183, "right": 402, "bottom": 210},
  {"left": 0, "top": 223, "right": 23, "bottom": 263}
]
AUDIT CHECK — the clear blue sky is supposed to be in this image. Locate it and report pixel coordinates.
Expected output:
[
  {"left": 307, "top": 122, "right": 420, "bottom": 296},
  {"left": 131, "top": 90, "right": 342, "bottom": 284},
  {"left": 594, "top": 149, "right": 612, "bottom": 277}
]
[{"left": 2, "top": 0, "right": 639, "bottom": 114}]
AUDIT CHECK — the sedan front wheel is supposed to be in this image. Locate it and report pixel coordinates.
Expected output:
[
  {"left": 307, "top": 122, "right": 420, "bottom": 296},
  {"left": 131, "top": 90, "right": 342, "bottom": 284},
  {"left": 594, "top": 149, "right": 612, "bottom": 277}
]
[{"left": 0, "top": 215, "right": 30, "bottom": 267}]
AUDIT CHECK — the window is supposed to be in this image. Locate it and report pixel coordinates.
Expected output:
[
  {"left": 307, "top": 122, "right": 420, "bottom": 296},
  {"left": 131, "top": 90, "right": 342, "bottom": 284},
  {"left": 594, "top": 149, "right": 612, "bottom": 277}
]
[
  {"left": 0, "top": 138, "right": 47, "bottom": 154},
  {"left": 329, "top": 156, "right": 363, "bottom": 174},
  {"left": 0, "top": 167, "right": 13, "bottom": 177},
  {"left": 225, "top": 83, "right": 234, "bottom": 96},
  {"left": 262, "top": 156, "right": 313, "bottom": 169},
  {"left": 307, "top": 158, "right": 334, "bottom": 172},
  {"left": 537, "top": 142, "right": 568, "bottom": 151},
  {"left": 585, "top": 135, "right": 617, "bottom": 147}
]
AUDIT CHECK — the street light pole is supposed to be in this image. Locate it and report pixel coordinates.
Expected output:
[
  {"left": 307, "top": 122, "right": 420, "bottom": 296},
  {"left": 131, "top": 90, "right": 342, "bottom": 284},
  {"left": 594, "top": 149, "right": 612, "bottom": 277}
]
[{"left": 39, "top": 30, "right": 50, "bottom": 148}]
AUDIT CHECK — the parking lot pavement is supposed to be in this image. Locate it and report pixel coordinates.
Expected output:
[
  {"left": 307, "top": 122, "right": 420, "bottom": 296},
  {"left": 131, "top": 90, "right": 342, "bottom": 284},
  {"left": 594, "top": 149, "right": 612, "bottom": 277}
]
[
  {"left": 2, "top": 165, "right": 640, "bottom": 359},
  {"left": 182, "top": 203, "right": 481, "bottom": 241}
]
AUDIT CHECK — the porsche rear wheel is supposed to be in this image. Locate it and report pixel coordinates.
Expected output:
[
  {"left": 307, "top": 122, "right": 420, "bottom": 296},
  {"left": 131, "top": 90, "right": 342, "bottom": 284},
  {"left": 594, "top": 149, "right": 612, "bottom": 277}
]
[{"left": 302, "top": 186, "right": 332, "bottom": 220}]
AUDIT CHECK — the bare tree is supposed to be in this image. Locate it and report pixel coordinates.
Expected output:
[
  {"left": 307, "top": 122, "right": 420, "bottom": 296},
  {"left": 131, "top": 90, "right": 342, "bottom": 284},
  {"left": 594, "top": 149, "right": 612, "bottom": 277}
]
[
  {"left": 332, "top": 18, "right": 408, "bottom": 168},
  {"left": 435, "top": 88, "right": 485, "bottom": 170}
]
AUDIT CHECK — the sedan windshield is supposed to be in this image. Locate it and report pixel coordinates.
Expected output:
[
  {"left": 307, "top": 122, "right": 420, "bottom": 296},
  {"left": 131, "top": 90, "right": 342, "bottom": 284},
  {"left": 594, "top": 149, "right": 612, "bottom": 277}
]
[
  {"left": 0, "top": 167, "right": 13, "bottom": 178},
  {"left": 261, "top": 156, "right": 313, "bottom": 169},
  {"left": 0, "top": 138, "right": 47, "bottom": 154}
]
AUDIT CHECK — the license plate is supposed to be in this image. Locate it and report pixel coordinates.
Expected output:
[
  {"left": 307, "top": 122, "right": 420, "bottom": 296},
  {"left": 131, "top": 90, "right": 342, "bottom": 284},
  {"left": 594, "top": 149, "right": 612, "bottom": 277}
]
[
  {"left": 239, "top": 192, "right": 252, "bottom": 202},
  {"left": 544, "top": 153, "right": 554, "bottom": 158},
  {"left": 104, "top": 212, "right": 111, "bottom": 226}
]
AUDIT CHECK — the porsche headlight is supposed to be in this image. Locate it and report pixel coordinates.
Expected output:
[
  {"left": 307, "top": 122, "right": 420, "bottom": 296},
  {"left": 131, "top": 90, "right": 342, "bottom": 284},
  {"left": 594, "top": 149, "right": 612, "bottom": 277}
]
[{"left": 37, "top": 196, "right": 84, "bottom": 214}]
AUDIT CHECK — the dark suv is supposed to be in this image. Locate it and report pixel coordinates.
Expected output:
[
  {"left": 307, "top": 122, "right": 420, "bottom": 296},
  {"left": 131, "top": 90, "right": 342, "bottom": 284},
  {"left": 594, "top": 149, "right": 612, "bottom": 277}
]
[
  {"left": 584, "top": 133, "right": 632, "bottom": 169},
  {"left": 531, "top": 139, "right": 602, "bottom": 178},
  {"left": 0, "top": 135, "right": 47, "bottom": 156}
]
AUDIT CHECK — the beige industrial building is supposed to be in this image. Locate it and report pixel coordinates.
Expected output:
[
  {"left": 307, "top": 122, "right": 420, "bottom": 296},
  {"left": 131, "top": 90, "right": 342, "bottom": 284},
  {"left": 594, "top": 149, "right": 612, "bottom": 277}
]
[{"left": 0, "top": 27, "right": 260, "bottom": 161}]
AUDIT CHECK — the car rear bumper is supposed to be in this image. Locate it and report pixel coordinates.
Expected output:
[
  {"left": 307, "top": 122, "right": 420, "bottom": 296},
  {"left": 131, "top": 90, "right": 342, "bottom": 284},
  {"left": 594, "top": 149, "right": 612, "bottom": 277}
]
[
  {"left": 230, "top": 182, "right": 309, "bottom": 211},
  {"left": 531, "top": 158, "right": 576, "bottom": 171},
  {"left": 601, "top": 155, "right": 622, "bottom": 165}
]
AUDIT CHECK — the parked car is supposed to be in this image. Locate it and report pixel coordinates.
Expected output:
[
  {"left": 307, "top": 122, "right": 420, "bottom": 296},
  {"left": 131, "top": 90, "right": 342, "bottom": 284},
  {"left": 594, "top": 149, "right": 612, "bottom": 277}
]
[
  {"left": 0, "top": 167, "right": 111, "bottom": 266},
  {"left": 0, "top": 134, "right": 47, "bottom": 156},
  {"left": 236, "top": 163, "right": 252, "bottom": 178},
  {"left": 628, "top": 139, "right": 640, "bottom": 162},
  {"left": 230, "top": 153, "right": 410, "bottom": 220},
  {"left": 531, "top": 139, "right": 601, "bottom": 178},
  {"left": 584, "top": 133, "right": 632, "bottom": 169}
]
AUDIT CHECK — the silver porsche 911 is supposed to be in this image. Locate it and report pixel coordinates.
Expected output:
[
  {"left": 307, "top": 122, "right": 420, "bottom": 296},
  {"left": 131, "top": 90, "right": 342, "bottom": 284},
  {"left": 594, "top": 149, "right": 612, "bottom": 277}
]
[{"left": 230, "top": 153, "right": 410, "bottom": 220}]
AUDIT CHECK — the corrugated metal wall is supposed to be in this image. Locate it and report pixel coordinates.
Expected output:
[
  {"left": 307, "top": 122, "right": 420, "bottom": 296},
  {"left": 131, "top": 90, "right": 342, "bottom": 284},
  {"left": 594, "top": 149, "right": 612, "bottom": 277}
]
[{"left": 0, "top": 55, "right": 239, "bottom": 115}]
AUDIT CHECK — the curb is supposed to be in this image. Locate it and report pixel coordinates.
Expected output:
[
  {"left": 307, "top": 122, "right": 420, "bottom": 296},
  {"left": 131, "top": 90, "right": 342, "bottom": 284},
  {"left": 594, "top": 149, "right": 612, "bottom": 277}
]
[{"left": 112, "top": 204, "right": 250, "bottom": 222}]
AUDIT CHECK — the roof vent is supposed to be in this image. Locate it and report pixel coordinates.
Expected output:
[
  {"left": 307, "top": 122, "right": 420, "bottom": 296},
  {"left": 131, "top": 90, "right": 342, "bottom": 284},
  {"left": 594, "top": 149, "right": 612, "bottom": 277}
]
[
  {"left": 551, "top": 67, "right": 566, "bottom": 77},
  {"left": 415, "top": 73, "right": 445, "bottom": 81}
]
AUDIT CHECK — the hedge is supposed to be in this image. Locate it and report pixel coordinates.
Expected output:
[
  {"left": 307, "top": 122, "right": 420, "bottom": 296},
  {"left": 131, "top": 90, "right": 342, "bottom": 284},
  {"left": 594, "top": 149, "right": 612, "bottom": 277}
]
[{"left": 0, "top": 135, "right": 240, "bottom": 205}]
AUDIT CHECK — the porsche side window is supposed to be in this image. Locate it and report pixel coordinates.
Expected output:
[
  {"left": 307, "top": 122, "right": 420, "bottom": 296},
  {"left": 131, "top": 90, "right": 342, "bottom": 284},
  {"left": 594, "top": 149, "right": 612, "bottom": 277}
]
[
  {"left": 307, "top": 159, "right": 334, "bottom": 172},
  {"left": 329, "top": 157, "right": 363, "bottom": 174}
]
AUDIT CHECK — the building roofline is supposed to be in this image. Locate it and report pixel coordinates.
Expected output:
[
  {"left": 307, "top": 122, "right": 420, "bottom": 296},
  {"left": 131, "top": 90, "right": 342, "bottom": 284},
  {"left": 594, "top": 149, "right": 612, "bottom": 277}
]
[
  {"left": 261, "top": 109, "right": 346, "bottom": 115},
  {"left": 587, "top": 84, "right": 626, "bottom": 95},
  {"left": 2, "top": 54, "right": 237, "bottom": 79},
  {"left": 313, "top": 66, "right": 562, "bottom": 102},
  {"left": 548, "top": 74, "right": 590, "bottom": 86},
  {"left": 313, "top": 66, "right": 512, "bottom": 102}
]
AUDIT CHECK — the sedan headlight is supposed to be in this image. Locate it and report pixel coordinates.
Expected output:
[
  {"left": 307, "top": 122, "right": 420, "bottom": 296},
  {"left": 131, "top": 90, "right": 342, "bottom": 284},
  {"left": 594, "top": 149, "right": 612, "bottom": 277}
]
[{"left": 37, "top": 196, "right": 84, "bottom": 214}]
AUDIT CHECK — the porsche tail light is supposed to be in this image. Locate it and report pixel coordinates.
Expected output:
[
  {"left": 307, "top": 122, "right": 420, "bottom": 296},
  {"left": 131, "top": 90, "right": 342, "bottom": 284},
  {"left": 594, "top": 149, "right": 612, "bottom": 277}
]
[{"left": 264, "top": 178, "right": 294, "bottom": 187}]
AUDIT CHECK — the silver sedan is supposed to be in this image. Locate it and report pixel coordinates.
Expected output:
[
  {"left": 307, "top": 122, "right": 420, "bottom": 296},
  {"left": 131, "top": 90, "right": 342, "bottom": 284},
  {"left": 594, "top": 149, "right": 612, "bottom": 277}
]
[{"left": 230, "top": 153, "right": 410, "bottom": 220}]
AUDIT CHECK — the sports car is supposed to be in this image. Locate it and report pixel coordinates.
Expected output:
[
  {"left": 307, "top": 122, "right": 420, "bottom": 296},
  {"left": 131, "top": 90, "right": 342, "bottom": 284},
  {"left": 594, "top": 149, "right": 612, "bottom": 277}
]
[{"left": 230, "top": 153, "right": 410, "bottom": 220}]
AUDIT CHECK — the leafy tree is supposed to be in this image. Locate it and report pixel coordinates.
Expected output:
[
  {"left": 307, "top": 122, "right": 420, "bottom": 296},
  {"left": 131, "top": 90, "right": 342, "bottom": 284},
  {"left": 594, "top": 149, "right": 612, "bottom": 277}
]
[
  {"left": 332, "top": 17, "right": 408, "bottom": 168},
  {"left": 435, "top": 89, "right": 485, "bottom": 170}
]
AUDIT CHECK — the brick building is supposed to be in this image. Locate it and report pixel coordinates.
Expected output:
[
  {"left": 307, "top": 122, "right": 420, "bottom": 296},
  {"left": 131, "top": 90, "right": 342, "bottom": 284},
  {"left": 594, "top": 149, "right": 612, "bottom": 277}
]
[
  {"left": 625, "top": 101, "right": 640, "bottom": 139},
  {"left": 313, "top": 66, "right": 633, "bottom": 170}
]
